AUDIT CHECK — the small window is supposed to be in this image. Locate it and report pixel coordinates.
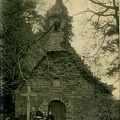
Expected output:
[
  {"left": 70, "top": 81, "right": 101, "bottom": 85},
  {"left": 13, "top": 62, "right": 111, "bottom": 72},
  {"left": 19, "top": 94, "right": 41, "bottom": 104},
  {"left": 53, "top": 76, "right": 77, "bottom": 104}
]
[{"left": 53, "top": 77, "right": 61, "bottom": 87}]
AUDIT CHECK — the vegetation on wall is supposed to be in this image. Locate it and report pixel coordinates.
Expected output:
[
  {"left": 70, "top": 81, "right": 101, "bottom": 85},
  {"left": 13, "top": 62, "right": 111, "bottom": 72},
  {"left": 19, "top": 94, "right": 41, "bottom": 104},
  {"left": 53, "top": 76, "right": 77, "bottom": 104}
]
[{"left": 1, "top": 0, "right": 119, "bottom": 119}]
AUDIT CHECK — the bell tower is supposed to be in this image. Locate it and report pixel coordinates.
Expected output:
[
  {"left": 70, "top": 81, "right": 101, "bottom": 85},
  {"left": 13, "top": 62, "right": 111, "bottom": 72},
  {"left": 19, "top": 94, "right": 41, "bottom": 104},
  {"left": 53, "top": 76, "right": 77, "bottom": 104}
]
[{"left": 45, "top": 0, "right": 68, "bottom": 51}]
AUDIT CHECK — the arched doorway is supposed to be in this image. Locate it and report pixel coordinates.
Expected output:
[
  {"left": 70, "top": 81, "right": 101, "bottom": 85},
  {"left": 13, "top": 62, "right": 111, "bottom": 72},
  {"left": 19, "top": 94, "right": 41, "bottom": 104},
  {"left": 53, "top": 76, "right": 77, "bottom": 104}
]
[{"left": 48, "top": 100, "right": 66, "bottom": 120}]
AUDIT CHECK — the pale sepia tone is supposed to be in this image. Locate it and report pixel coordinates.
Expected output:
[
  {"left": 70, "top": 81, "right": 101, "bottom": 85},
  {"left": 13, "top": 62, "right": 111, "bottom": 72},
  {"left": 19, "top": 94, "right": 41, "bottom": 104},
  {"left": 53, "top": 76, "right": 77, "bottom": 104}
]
[{"left": 1, "top": 0, "right": 119, "bottom": 120}]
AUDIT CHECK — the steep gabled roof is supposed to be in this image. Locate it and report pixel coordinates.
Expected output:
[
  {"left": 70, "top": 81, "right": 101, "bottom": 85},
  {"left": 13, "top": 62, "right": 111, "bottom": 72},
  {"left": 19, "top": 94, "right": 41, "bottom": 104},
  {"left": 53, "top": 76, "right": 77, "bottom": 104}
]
[{"left": 27, "top": 47, "right": 112, "bottom": 94}]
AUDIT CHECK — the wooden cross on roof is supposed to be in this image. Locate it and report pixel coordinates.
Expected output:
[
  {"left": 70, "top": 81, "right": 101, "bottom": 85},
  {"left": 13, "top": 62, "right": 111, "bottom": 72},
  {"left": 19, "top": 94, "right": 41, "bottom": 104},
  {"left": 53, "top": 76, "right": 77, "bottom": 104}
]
[{"left": 21, "top": 84, "right": 37, "bottom": 120}]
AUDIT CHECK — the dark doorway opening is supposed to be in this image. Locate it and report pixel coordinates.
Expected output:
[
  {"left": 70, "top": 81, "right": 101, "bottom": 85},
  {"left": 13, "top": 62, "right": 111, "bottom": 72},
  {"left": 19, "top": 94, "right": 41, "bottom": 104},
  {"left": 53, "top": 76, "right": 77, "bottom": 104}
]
[{"left": 48, "top": 100, "right": 66, "bottom": 120}]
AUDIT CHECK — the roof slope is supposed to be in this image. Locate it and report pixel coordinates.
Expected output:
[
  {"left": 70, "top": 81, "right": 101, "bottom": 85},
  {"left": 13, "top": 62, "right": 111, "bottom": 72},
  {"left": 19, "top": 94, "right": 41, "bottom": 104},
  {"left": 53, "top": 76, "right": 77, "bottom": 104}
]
[
  {"left": 67, "top": 47, "right": 112, "bottom": 94},
  {"left": 27, "top": 47, "right": 112, "bottom": 94}
]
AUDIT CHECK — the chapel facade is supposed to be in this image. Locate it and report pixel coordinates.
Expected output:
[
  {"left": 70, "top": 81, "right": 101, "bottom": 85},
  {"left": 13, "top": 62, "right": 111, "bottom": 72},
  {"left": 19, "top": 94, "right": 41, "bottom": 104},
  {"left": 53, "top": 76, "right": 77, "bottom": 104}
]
[{"left": 15, "top": 0, "right": 111, "bottom": 120}]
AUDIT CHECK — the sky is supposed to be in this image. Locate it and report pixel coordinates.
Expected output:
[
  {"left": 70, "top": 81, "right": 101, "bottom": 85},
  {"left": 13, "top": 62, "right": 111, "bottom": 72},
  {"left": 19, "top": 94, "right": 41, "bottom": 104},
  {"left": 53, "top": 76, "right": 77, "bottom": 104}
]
[{"left": 36, "top": 0, "right": 119, "bottom": 99}]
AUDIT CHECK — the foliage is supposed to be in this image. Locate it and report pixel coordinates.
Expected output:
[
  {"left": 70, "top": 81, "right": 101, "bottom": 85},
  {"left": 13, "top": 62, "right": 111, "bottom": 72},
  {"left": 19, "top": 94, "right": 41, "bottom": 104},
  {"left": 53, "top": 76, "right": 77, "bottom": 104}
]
[
  {"left": 95, "top": 93, "right": 120, "bottom": 119},
  {"left": 1, "top": 0, "right": 45, "bottom": 115},
  {"left": 1, "top": 0, "right": 74, "bottom": 116},
  {"left": 80, "top": 0, "right": 119, "bottom": 76}
]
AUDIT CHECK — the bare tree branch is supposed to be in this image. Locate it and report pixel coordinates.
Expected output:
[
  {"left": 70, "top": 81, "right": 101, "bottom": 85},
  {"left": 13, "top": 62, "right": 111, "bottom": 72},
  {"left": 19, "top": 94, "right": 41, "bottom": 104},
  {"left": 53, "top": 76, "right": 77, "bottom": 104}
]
[
  {"left": 112, "top": 0, "right": 119, "bottom": 26},
  {"left": 78, "top": 14, "right": 96, "bottom": 35},
  {"left": 82, "top": 36, "right": 106, "bottom": 58},
  {"left": 72, "top": 9, "right": 114, "bottom": 17},
  {"left": 88, "top": 9, "right": 115, "bottom": 17},
  {"left": 92, "top": 36, "right": 106, "bottom": 58},
  {"left": 89, "top": 0, "right": 117, "bottom": 10},
  {"left": 64, "top": 0, "right": 70, "bottom": 4},
  {"left": 72, "top": 11, "right": 88, "bottom": 17},
  {"left": 18, "top": 57, "right": 28, "bottom": 85}
]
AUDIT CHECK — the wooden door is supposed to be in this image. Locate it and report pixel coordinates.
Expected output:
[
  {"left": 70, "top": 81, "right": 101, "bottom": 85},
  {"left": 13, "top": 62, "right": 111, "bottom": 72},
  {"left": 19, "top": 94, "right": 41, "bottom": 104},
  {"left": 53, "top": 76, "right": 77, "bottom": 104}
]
[{"left": 48, "top": 100, "right": 66, "bottom": 120}]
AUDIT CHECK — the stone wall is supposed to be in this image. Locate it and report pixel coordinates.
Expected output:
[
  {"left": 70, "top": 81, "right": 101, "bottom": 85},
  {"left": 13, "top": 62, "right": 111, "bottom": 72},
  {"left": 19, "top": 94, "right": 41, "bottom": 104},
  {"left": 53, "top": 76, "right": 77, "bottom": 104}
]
[{"left": 15, "top": 52, "right": 98, "bottom": 120}]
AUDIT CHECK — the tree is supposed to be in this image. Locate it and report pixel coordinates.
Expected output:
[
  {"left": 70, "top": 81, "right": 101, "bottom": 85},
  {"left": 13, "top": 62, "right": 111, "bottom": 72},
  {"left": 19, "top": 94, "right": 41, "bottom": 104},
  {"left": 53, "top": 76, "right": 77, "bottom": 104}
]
[
  {"left": 74, "top": 0, "right": 119, "bottom": 119},
  {"left": 2, "top": 0, "right": 45, "bottom": 116},
  {"left": 76, "top": 0, "right": 119, "bottom": 77}
]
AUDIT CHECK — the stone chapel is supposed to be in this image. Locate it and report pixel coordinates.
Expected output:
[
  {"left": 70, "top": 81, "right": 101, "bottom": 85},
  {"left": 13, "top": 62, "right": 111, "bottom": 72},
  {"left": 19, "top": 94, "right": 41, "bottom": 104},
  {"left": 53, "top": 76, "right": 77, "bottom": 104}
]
[{"left": 15, "top": 0, "right": 111, "bottom": 120}]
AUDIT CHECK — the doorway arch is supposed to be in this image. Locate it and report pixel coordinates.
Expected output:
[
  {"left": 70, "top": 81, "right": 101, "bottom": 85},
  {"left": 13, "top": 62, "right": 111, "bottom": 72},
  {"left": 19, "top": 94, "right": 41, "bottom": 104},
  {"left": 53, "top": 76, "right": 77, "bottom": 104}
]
[{"left": 48, "top": 100, "right": 66, "bottom": 120}]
